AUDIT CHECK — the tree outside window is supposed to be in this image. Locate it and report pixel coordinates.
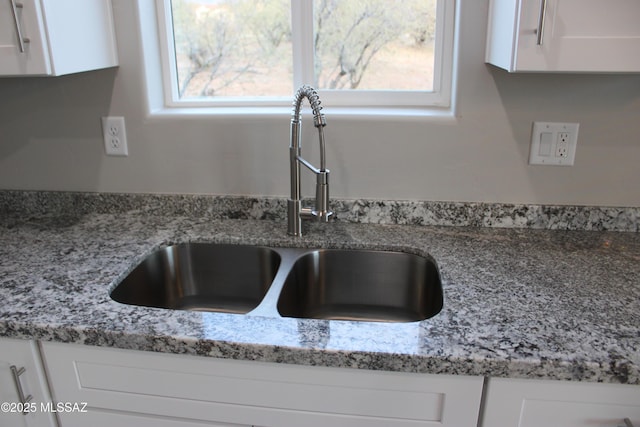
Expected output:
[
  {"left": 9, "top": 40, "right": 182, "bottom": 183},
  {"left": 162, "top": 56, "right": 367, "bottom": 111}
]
[{"left": 171, "top": 0, "right": 437, "bottom": 99}]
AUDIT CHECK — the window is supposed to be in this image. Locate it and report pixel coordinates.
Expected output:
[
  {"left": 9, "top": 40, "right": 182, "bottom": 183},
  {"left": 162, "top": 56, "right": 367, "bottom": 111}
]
[{"left": 155, "top": 0, "right": 456, "bottom": 112}]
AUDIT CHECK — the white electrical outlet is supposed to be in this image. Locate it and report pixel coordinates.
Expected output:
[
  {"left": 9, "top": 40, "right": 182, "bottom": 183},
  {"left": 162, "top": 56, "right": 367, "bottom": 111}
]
[
  {"left": 529, "top": 122, "right": 579, "bottom": 166},
  {"left": 101, "top": 116, "right": 129, "bottom": 156},
  {"left": 556, "top": 132, "right": 570, "bottom": 158}
]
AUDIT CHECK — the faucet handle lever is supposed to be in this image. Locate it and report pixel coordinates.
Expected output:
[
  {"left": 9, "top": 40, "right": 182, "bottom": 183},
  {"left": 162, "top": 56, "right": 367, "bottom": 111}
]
[{"left": 297, "top": 155, "right": 321, "bottom": 174}]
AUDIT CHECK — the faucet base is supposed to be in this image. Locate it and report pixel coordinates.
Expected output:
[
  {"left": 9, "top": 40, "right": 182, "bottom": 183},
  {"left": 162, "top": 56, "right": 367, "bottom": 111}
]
[{"left": 287, "top": 199, "right": 333, "bottom": 236}]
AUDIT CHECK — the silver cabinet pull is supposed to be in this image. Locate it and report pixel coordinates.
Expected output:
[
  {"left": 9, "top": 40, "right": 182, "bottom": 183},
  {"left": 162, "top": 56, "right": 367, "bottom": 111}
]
[
  {"left": 10, "top": 365, "right": 33, "bottom": 414},
  {"left": 535, "top": 0, "right": 548, "bottom": 45},
  {"left": 624, "top": 418, "right": 635, "bottom": 427},
  {"left": 9, "top": 0, "right": 30, "bottom": 53}
]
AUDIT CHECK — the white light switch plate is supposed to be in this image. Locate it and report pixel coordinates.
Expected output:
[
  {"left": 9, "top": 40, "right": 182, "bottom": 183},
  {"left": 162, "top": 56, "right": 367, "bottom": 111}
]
[{"left": 529, "top": 122, "right": 579, "bottom": 166}]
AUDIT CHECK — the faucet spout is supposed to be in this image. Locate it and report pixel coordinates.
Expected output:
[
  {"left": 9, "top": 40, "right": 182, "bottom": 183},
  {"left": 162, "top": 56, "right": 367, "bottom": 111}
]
[
  {"left": 288, "top": 85, "right": 333, "bottom": 236},
  {"left": 291, "top": 85, "right": 327, "bottom": 170}
]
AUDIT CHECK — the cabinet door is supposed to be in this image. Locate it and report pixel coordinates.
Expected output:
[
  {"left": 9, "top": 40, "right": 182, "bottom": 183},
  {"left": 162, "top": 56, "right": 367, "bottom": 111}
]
[
  {"left": 481, "top": 377, "right": 640, "bottom": 427},
  {"left": 39, "top": 0, "right": 118, "bottom": 76},
  {"left": 42, "top": 341, "right": 484, "bottom": 427},
  {"left": 486, "top": 0, "right": 640, "bottom": 72},
  {"left": 0, "top": 0, "right": 51, "bottom": 75},
  {"left": 0, "top": 338, "right": 57, "bottom": 427}
]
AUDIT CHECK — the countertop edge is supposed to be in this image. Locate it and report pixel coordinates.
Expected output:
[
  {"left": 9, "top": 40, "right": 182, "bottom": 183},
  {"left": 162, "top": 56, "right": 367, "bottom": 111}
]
[{"left": 1, "top": 324, "right": 636, "bottom": 385}]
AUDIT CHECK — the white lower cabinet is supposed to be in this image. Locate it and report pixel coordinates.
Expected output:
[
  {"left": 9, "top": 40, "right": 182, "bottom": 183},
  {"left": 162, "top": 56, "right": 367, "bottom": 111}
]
[
  {"left": 481, "top": 377, "right": 640, "bottom": 427},
  {"left": 6, "top": 339, "right": 639, "bottom": 427},
  {"left": 40, "top": 342, "right": 484, "bottom": 427},
  {"left": 0, "top": 338, "right": 57, "bottom": 427}
]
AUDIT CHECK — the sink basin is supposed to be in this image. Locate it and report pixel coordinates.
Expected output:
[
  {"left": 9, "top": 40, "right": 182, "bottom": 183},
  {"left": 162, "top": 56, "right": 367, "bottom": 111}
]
[
  {"left": 111, "top": 244, "right": 443, "bottom": 322},
  {"left": 110, "top": 243, "right": 281, "bottom": 313},
  {"left": 277, "top": 249, "right": 443, "bottom": 322}
]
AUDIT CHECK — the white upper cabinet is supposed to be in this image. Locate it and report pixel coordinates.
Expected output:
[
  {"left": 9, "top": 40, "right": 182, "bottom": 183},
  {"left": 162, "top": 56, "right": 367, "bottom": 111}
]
[
  {"left": 485, "top": 0, "right": 640, "bottom": 72},
  {"left": 0, "top": 0, "right": 118, "bottom": 76}
]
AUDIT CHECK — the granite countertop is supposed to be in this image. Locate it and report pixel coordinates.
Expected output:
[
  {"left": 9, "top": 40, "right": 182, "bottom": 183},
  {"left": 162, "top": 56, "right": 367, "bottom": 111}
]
[{"left": 0, "top": 195, "right": 639, "bottom": 385}]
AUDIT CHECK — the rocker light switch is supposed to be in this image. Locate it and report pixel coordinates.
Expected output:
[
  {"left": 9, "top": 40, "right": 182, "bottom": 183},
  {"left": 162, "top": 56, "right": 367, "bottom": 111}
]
[{"left": 538, "top": 132, "right": 553, "bottom": 156}]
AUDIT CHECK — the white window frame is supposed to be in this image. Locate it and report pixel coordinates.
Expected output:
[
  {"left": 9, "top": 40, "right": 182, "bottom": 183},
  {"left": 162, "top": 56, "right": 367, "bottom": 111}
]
[{"left": 147, "top": 0, "right": 458, "bottom": 116}]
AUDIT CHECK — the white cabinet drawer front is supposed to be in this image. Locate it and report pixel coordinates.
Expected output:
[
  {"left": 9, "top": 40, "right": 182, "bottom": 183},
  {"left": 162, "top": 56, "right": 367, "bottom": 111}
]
[
  {"left": 482, "top": 377, "right": 640, "bottom": 427},
  {"left": 42, "top": 342, "right": 483, "bottom": 427}
]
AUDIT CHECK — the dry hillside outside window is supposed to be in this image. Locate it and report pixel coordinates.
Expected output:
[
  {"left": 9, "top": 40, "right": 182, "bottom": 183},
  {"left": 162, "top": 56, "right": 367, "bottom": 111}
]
[
  {"left": 162, "top": 0, "right": 453, "bottom": 108},
  {"left": 171, "top": 0, "right": 293, "bottom": 97}
]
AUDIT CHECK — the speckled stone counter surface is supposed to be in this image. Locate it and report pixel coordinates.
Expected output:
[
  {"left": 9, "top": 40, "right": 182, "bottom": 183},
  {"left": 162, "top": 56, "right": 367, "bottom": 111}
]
[{"left": 0, "top": 192, "right": 639, "bottom": 385}]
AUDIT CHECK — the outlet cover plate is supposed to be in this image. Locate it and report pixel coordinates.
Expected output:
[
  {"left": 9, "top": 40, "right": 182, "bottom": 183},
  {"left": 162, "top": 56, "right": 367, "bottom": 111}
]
[
  {"left": 101, "top": 116, "right": 129, "bottom": 157},
  {"left": 529, "top": 122, "right": 579, "bottom": 166}
]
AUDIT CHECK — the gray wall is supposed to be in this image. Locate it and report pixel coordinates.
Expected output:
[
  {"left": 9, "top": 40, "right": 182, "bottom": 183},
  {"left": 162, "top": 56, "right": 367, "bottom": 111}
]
[{"left": 1, "top": 0, "right": 639, "bottom": 207}]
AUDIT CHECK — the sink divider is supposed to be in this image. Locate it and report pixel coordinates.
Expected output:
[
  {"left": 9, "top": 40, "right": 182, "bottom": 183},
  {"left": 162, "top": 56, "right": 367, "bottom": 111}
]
[{"left": 246, "top": 247, "right": 310, "bottom": 318}]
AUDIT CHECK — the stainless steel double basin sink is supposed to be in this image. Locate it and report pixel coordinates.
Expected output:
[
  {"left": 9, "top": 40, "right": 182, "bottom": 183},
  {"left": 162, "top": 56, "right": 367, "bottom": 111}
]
[{"left": 110, "top": 243, "right": 443, "bottom": 323}]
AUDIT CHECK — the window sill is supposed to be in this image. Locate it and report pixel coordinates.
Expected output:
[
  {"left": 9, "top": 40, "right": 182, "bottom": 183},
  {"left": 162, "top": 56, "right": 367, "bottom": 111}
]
[{"left": 147, "top": 105, "right": 458, "bottom": 122}]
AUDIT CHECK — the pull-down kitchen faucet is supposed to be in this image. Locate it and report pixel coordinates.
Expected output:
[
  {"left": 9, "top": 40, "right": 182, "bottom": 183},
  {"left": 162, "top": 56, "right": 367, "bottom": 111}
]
[{"left": 287, "top": 85, "right": 333, "bottom": 236}]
